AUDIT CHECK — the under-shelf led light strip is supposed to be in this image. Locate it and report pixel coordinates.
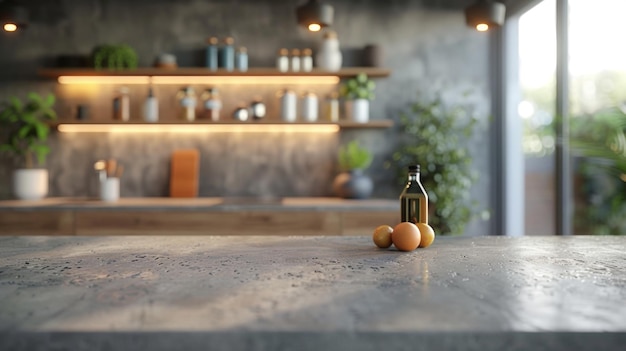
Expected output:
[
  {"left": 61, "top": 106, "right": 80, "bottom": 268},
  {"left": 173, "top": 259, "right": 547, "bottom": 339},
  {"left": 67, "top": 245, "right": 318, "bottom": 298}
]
[
  {"left": 57, "top": 76, "right": 340, "bottom": 85},
  {"left": 56, "top": 123, "right": 340, "bottom": 133}
]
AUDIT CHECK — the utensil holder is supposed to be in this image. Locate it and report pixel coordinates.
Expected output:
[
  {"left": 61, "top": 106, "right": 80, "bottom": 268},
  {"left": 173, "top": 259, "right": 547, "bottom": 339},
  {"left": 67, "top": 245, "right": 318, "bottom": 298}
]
[{"left": 100, "top": 177, "right": 120, "bottom": 202}]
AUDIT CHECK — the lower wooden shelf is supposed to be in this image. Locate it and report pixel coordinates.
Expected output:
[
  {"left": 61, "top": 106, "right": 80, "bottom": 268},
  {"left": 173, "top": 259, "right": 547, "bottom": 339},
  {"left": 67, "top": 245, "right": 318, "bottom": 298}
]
[{"left": 0, "top": 197, "right": 399, "bottom": 236}]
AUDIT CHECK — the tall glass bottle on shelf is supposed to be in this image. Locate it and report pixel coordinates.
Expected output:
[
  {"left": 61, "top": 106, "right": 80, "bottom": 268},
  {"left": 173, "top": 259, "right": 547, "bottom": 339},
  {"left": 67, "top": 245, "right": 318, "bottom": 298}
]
[
  {"left": 205, "top": 37, "right": 219, "bottom": 71},
  {"left": 220, "top": 37, "right": 235, "bottom": 71},
  {"left": 399, "top": 165, "right": 428, "bottom": 224}
]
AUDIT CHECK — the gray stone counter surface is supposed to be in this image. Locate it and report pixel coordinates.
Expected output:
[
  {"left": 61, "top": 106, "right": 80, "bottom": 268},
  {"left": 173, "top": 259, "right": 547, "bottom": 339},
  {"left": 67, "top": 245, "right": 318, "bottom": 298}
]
[{"left": 0, "top": 235, "right": 625, "bottom": 351}]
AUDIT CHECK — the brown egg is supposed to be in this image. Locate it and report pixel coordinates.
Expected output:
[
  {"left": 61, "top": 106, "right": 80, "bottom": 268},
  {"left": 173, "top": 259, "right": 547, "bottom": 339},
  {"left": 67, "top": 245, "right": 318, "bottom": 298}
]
[
  {"left": 416, "top": 223, "right": 435, "bottom": 248},
  {"left": 392, "top": 222, "right": 421, "bottom": 251},
  {"left": 372, "top": 225, "right": 393, "bottom": 248}
]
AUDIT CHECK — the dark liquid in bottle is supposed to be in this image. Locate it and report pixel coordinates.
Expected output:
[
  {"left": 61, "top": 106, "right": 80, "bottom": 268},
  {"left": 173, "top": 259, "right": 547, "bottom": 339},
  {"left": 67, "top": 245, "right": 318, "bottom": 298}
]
[{"left": 400, "top": 193, "right": 428, "bottom": 224}]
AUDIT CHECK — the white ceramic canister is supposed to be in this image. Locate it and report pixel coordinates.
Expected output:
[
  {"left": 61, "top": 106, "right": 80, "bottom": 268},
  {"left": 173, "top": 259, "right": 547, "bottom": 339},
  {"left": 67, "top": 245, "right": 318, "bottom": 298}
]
[
  {"left": 276, "top": 48, "right": 289, "bottom": 72},
  {"left": 279, "top": 89, "right": 297, "bottom": 122},
  {"left": 316, "top": 30, "right": 342, "bottom": 71},
  {"left": 290, "top": 49, "right": 301, "bottom": 72},
  {"left": 301, "top": 48, "right": 313, "bottom": 72},
  {"left": 301, "top": 92, "right": 318, "bottom": 122}
]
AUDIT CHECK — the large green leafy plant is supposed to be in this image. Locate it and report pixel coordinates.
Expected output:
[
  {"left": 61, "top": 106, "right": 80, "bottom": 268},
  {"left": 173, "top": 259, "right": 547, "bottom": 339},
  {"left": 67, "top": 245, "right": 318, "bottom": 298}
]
[
  {"left": 570, "top": 106, "right": 626, "bottom": 235},
  {"left": 0, "top": 93, "right": 57, "bottom": 168},
  {"left": 392, "top": 94, "right": 478, "bottom": 235},
  {"left": 571, "top": 106, "right": 626, "bottom": 175}
]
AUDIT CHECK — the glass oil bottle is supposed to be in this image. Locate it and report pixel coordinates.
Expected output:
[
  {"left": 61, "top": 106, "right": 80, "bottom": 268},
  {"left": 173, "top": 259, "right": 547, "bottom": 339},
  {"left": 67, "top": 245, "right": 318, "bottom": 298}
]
[{"left": 399, "top": 165, "right": 428, "bottom": 224}]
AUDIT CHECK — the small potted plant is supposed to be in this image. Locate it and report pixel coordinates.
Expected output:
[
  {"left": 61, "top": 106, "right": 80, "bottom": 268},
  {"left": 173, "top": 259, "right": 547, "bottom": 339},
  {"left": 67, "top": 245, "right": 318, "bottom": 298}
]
[
  {"left": 92, "top": 44, "right": 139, "bottom": 70},
  {"left": 339, "top": 73, "right": 375, "bottom": 123},
  {"left": 332, "top": 140, "right": 374, "bottom": 199},
  {"left": 0, "top": 93, "right": 57, "bottom": 200}
]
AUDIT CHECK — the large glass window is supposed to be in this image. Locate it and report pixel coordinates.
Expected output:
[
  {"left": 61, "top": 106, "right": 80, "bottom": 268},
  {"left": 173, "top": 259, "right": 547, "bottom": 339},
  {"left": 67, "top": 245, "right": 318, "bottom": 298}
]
[
  {"left": 569, "top": 0, "right": 626, "bottom": 235},
  {"left": 517, "top": 0, "right": 626, "bottom": 235}
]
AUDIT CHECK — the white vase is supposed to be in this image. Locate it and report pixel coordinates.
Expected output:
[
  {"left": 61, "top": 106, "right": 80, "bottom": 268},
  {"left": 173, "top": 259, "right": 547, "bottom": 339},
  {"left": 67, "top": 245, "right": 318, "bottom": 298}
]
[
  {"left": 13, "top": 169, "right": 48, "bottom": 200},
  {"left": 316, "top": 30, "right": 342, "bottom": 71},
  {"left": 351, "top": 99, "right": 369, "bottom": 123}
]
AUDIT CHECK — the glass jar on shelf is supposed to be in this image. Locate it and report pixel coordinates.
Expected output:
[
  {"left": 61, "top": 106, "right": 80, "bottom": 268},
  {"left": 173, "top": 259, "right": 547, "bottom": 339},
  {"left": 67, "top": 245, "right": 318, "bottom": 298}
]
[
  {"left": 276, "top": 48, "right": 289, "bottom": 72},
  {"left": 201, "top": 87, "right": 222, "bottom": 121},
  {"left": 176, "top": 86, "right": 197, "bottom": 121},
  {"left": 325, "top": 92, "right": 340, "bottom": 122}
]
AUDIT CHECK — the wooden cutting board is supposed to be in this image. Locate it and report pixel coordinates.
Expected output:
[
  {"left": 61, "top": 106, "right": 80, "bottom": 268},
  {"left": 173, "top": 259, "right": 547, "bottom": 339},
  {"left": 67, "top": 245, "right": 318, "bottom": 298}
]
[{"left": 169, "top": 149, "right": 199, "bottom": 198}]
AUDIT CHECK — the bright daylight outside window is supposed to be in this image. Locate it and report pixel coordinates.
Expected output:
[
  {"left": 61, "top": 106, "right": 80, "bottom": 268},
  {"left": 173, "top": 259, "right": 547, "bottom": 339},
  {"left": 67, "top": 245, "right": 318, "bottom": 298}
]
[
  {"left": 519, "top": 0, "right": 556, "bottom": 236},
  {"left": 519, "top": 0, "right": 626, "bottom": 235},
  {"left": 568, "top": 0, "right": 626, "bottom": 235}
]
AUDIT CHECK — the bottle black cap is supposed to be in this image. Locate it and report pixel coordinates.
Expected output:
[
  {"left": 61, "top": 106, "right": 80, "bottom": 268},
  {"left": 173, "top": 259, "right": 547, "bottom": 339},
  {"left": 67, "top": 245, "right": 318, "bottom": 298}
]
[{"left": 408, "top": 165, "right": 420, "bottom": 172}]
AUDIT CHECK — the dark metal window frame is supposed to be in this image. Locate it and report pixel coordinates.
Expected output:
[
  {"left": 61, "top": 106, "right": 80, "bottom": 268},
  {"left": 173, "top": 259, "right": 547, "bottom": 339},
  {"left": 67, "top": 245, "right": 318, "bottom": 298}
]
[{"left": 490, "top": 0, "right": 570, "bottom": 236}]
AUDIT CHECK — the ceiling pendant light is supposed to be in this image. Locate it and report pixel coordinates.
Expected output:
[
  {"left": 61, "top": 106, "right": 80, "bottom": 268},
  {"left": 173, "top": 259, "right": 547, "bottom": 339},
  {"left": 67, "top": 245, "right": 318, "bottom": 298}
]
[
  {"left": 296, "top": 0, "right": 334, "bottom": 32},
  {"left": 0, "top": 0, "right": 28, "bottom": 32},
  {"left": 464, "top": 0, "right": 506, "bottom": 32}
]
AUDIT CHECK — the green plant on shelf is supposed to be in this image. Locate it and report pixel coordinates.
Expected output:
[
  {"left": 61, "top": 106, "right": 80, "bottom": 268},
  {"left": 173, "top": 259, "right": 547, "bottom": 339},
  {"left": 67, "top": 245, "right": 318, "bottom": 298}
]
[
  {"left": 92, "top": 44, "right": 138, "bottom": 70},
  {"left": 339, "top": 140, "right": 372, "bottom": 172},
  {"left": 0, "top": 93, "right": 57, "bottom": 168},
  {"left": 339, "top": 73, "right": 375, "bottom": 100}
]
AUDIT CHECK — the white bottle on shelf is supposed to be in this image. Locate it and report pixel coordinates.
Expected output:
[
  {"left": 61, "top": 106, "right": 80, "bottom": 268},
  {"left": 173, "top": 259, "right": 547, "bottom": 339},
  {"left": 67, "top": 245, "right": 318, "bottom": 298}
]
[
  {"left": 316, "top": 30, "right": 342, "bottom": 72},
  {"left": 143, "top": 86, "right": 159, "bottom": 122}
]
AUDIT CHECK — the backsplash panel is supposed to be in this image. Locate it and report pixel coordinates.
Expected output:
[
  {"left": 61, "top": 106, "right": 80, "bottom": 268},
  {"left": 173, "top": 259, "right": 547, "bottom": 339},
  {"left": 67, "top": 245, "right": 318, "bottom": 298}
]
[
  {"left": 0, "top": 0, "right": 493, "bottom": 235},
  {"left": 49, "top": 131, "right": 338, "bottom": 198}
]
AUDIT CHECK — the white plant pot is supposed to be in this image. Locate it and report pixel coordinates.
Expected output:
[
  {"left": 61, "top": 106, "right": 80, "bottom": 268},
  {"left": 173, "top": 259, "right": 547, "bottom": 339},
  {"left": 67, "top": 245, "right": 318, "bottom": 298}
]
[
  {"left": 13, "top": 169, "right": 48, "bottom": 200},
  {"left": 351, "top": 99, "right": 370, "bottom": 123}
]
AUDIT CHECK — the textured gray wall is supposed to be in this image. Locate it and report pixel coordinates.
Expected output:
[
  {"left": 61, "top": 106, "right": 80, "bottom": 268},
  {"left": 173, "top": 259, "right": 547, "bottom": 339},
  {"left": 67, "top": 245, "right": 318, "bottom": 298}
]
[{"left": 0, "top": 0, "right": 492, "bottom": 235}]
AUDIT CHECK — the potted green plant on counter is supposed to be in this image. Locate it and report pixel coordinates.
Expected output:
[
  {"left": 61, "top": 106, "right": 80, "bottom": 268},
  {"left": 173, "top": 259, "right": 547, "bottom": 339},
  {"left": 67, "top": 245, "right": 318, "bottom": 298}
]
[
  {"left": 0, "top": 93, "right": 57, "bottom": 200},
  {"left": 333, "top": 140, "right": 374, "bottom": 199},
  {"left": 392, "top": 93, "right": 479, "bottom": 235},
  {"left": 340, "top": 73, "right": 375, "bottom": 123}
]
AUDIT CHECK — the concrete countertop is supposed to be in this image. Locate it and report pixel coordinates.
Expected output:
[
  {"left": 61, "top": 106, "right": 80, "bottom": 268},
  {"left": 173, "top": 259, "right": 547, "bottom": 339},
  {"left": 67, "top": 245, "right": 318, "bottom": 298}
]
[
  {"left": 0, "top": 197, "right": 399, "bottom": 212},
  {"left": 1, "top": 235, "right": 625, "bottom": 351}
]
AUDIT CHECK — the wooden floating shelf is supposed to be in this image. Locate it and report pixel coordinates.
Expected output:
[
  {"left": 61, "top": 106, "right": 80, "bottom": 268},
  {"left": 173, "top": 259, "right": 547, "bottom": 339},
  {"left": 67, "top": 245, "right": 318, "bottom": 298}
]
[
  {"left": 39, "top": 67, "right": 391, "bottom": 78},
  {"left": 52, "top": 120, "right": 393, "bottom": 133}
]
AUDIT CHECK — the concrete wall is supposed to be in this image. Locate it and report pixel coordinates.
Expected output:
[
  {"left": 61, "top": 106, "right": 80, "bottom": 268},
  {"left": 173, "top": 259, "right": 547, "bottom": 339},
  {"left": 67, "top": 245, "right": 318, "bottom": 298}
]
[{"left": 0, "top": 0, "right": 493, "bottom": 235}]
